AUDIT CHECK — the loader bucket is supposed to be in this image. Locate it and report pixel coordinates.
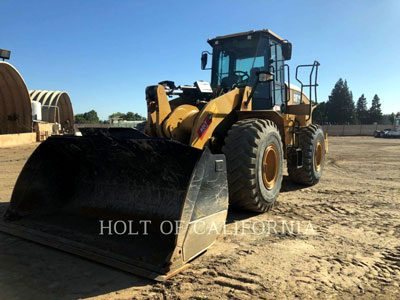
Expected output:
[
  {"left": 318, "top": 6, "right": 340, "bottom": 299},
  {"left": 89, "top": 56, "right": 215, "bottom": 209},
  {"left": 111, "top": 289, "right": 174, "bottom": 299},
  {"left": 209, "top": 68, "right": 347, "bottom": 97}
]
[{"left": 0, "top": 128, "right": 228, "bottom": 281}]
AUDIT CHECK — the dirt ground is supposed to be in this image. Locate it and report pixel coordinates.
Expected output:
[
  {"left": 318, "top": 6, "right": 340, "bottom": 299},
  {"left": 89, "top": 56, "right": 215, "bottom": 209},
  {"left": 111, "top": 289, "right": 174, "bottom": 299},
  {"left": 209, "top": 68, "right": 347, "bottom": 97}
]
[{"left": 0, "top": 137, "right": 399, "bottom": 300}]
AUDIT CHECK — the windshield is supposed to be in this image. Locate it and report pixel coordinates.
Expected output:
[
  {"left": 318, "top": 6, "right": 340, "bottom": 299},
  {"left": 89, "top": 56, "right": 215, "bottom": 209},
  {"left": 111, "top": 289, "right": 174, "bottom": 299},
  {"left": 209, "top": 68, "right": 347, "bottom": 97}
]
[{"left": 211, "top": 34, "right": 268, "bottom": 89}]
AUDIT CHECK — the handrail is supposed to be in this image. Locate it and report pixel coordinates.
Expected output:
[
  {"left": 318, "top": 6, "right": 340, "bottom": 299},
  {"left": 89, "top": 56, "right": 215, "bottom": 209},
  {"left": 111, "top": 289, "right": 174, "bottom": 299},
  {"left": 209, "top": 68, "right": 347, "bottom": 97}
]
[{"left": 295, "top": 61, "right": 320, "bottom": 121}]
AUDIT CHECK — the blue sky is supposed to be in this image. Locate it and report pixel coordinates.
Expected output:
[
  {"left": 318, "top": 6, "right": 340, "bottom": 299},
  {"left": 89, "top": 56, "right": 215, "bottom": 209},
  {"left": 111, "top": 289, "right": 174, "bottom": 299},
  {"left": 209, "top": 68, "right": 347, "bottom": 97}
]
[{"left": 2, "top": 0, "right": 399, "bottom": 119}]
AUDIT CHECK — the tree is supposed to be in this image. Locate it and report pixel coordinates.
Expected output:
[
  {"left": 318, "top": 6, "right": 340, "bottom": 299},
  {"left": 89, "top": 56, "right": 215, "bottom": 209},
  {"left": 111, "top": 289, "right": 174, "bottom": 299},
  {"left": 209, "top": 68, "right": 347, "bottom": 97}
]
[
  {"left": 388, "top": 112, "right": 400, "bottom": 125},
  {"left": 326, "top": 79, "right": 356, "bottom": 124},
  {"left": 381, "top": 114, "right": 392, "bottom": 125},
  {"left": 74, "top": 110, "right": 100, "bottom": 124},
  {"left": 108, "top": 112, "right": 146, "bottom": 121},
  {"left": 125, "top": 112, "right": 146, "bottom": 121},
  {"left": 74, "top": 114, "right": 86, "bottom": 124},
  {"left": 312, "top": 101, "right": 328, "bottom": 124},
  {"left": 108, "top": 112, "right": 125, "bottom": 120},
  {"left": 356, "top": 94, "right": 369, "bottom": 124},
  {"left": 369, "top": 94, "right": 382, "bottom": 124}
]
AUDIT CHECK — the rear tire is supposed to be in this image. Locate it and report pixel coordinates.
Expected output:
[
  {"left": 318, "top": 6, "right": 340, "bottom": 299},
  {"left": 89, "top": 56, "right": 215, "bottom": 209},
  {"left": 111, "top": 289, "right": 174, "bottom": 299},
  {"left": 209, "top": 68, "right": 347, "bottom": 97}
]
[
  {"left": 288, "top": 125, "right": 325, "bottom": 185},
  {"left": 222, "top": 119, "right": 283, "bottom": 213}
]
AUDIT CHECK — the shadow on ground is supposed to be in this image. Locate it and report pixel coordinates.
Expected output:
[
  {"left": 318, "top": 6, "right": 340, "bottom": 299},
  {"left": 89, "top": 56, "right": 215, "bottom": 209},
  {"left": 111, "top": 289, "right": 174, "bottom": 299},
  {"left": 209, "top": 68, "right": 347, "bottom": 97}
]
[
  {"left": 0, "top": 231, "right": 152, "bottom": 300},
  {"left": 226, "top": 175, "right": 307, "bottom": 223},
  {"left": 0, "top": 202, "right": 152, "bottom": 300},
  {"left": 0, "top": 176, "right": 308, "bottom": 299},
  {"left": 280, "top": 175, "right": 306, "bottom": 193}
]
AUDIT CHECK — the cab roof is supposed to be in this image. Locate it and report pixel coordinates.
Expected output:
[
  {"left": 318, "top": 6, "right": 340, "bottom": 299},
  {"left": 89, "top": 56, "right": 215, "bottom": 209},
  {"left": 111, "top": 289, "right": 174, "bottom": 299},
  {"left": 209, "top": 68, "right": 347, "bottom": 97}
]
[{"left": 207, "top": 29, "right": 286, "bottom": 46}]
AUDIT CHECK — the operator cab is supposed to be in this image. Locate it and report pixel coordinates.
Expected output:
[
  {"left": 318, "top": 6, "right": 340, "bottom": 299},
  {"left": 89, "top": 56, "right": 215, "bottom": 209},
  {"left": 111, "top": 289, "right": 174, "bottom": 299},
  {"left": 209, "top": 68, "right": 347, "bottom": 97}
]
[{"left": 203, "top": 30, "right": 292, "bottom": 111}]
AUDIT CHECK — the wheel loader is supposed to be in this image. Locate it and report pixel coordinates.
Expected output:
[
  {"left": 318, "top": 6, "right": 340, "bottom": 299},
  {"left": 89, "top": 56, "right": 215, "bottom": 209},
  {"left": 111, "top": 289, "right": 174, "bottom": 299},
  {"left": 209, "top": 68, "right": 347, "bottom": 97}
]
[{"left": 0, "top": 29, "right": 327, "bottom": 281}]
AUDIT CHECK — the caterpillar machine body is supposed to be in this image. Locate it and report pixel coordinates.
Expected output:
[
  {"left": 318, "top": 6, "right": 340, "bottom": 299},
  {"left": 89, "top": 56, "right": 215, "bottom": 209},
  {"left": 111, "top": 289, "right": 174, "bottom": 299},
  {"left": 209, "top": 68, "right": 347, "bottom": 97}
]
[{"left": 0, "top": 29, "right": 327, "bottom": 280}]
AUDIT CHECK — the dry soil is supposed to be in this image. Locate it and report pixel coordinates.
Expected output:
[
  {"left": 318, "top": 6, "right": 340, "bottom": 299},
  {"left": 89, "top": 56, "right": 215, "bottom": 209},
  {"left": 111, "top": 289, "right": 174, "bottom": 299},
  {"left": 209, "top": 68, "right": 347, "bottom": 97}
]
[{"left": 0, "top": 137, "right": 399, "bottom": 299}]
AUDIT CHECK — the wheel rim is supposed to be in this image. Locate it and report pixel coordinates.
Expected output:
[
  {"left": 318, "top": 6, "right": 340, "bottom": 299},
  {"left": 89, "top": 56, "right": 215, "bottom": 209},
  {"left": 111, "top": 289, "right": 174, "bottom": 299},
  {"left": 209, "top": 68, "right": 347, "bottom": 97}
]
[
  {"left": 314, "top": 141, "right": 323, "bottom": 171},
  {"left": 262, "top": 144, "right": 279, "bottom": 190}
]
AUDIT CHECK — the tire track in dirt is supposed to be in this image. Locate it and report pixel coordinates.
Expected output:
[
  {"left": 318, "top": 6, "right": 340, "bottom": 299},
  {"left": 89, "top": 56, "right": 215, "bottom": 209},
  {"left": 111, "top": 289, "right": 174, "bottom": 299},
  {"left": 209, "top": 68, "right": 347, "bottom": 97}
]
[{"left": 0, "top": 137, "right": 400, "bottom": 299}]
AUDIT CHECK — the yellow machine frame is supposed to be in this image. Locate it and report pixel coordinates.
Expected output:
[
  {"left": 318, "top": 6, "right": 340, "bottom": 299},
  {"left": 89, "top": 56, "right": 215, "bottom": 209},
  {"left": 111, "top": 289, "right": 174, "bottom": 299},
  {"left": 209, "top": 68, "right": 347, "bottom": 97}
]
[{"left": 146, "top": 84, "right": 328, "bottom": 155}]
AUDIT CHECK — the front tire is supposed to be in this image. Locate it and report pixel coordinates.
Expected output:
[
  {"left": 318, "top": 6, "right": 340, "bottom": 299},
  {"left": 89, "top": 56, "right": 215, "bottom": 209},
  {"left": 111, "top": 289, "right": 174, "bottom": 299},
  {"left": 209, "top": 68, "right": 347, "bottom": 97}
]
[
  {"left": 222, "top": 119, "right": 283, "bottom": 213},
  {"left": 288, "top": 125, "right": 325, "bottom": 185}
]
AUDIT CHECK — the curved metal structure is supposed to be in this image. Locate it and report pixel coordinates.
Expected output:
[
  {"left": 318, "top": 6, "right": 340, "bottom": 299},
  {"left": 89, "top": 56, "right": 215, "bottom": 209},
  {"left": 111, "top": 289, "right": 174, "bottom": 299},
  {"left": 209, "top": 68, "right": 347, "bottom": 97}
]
[
  {"left": 29, "top": 90, "right": 74, "bottom": 131},
  {"left": 0, "top": 62, "right": 32, "bottom": 134}
]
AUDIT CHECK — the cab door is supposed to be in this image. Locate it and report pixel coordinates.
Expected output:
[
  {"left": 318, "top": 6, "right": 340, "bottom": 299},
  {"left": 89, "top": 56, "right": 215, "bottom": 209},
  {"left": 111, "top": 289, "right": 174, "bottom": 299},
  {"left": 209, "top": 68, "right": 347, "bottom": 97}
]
[{"left": 269, "top": 39, "right": 286, "bottom": 110}]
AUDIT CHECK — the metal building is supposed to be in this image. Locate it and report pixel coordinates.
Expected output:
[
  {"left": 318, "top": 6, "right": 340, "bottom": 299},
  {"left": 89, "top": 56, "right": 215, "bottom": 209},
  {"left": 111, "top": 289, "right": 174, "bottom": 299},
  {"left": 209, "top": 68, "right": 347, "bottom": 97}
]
[
  {"left": 29, "top": 90, "right": 74, "bottom": 131},
  {"left": 0, "top": 62, "right": 32, "bottom": 134}
]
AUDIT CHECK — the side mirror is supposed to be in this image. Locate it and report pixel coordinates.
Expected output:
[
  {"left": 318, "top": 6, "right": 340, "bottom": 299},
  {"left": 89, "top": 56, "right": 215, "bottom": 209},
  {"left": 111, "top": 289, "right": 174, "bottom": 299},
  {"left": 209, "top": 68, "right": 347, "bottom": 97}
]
[
  {"left": 282, "top": 41, "right": 292, "bottom": 60},
  {"left": 257, "top": 71, "right": 274, "bottom": 83},
  {"left": 201, "top": 52, "right": 208, "bottom": 70},
  {"left": 244, "top": 71, "right": 275, "bottom": 106}
]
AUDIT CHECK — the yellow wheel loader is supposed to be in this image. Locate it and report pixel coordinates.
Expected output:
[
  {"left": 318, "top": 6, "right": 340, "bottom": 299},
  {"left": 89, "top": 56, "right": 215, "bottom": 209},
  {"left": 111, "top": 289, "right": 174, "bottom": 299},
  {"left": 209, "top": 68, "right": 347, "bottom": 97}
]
[
  {"left": 144, "top": 29, "right": 327, "bottom": 211},
  {"left": 0, "top": 29, "right": 327, "bottom": 280}
]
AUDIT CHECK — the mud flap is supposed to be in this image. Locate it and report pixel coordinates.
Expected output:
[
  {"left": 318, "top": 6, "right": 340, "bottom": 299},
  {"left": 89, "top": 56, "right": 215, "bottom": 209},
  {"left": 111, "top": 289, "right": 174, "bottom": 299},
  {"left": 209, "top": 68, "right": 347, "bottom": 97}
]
[{"left": 0, "top": 128, "right": 228, "bottom": 281}]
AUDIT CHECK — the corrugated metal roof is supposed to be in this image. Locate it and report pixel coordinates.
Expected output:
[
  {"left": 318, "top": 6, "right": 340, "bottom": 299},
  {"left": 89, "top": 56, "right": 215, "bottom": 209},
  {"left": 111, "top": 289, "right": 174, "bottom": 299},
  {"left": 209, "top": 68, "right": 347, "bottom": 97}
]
[
  {"left": 0, "top": 62, "right": 32, "bottom": 134},
  {"left": 29, "top": 90, "right": 74, "bottom": 131}
]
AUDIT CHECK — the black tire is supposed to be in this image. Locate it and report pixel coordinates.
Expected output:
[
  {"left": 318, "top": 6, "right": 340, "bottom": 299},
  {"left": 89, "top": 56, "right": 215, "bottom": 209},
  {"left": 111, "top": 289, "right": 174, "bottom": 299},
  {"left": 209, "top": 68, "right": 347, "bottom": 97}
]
[
  {"left": 222, "top": 119, "right": 283, "bottom": 212},
  {"left": 288, "top": 125, "right": 325, "bottom": 185}
]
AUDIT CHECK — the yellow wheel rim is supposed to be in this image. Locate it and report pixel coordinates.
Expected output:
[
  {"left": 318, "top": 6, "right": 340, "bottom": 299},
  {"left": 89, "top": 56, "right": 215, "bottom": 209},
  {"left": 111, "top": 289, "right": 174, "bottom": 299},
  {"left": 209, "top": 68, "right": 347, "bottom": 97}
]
[
  {"left": 262, "top": 144, "right": 279, "bottom": 190},
  {"left": 314, "top": 141, "right": 323, "bottom": 171}
]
